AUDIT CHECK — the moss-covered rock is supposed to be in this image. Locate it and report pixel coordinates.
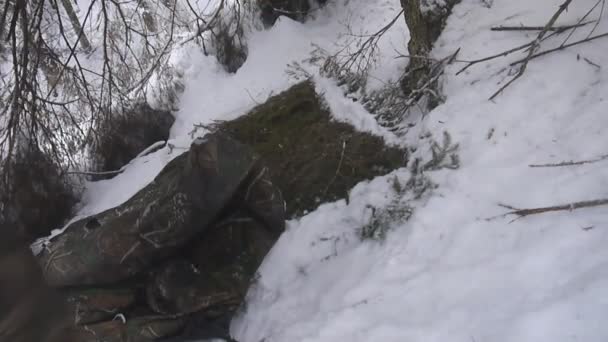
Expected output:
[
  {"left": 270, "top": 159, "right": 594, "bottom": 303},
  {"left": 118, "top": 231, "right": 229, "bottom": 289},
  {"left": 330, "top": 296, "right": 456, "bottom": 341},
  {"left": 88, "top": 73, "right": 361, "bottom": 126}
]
[{"left": 220, "top": 81, "right": 407, "bottom": 217}]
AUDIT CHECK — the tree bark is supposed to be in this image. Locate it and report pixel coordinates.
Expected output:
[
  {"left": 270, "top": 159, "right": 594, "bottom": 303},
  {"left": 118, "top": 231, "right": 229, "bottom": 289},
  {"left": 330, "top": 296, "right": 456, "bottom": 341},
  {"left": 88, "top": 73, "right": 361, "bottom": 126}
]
[{"left": 399, "top": 0, "right": 459, "bottom": 96}]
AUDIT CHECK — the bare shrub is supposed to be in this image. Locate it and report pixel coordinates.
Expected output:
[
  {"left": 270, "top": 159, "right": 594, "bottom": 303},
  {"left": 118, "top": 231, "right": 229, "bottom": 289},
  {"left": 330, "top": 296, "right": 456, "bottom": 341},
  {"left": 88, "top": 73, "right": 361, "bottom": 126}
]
[
  {"left": 90, "top": 103, "right": 174, "bottom": 176},
  {"left": 0, "top": 147, "right": 77, "bottom": 241},
  {"left": 210, "top": 3, "right": 249, "bottom": 73}
]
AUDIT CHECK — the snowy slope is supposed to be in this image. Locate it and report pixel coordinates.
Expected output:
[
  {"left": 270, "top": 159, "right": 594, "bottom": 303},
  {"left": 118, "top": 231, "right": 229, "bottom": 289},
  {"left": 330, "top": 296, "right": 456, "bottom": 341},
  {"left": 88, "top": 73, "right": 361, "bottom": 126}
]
[
  {"left": 231, "top": 1, "right": 608, "bottom": 342},
  {"left": 42, "top": 0, "right": 608, "bottom": 341}
]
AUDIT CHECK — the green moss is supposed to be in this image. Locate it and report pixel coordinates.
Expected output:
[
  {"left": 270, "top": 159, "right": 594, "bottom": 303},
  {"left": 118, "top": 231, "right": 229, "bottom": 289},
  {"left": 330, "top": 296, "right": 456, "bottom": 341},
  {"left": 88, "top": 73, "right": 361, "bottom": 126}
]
[{"left": 221, "top": 81, "right": 407, "bottom": 217}]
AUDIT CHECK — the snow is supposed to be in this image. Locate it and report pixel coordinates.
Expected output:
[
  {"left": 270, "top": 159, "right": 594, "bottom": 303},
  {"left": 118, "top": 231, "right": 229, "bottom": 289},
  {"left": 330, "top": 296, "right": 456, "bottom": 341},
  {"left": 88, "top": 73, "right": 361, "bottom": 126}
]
[
  {"left": 232, "top": 1, "right": 608, "bottom": 341},
  {"left": 36, "top": 0, "right": 608, "bottom": 341},
  {"left": 169, "top": 0, "right": 407, "bottom": 139}
]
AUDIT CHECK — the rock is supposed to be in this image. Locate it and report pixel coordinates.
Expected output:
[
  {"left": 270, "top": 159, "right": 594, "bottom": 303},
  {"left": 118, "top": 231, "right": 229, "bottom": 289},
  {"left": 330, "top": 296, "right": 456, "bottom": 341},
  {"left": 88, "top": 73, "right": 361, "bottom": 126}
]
[
  {"left": 220, "top": 81, "right": 407, "bottom": 217},
  {"left": 39, "top": 133, "right": 262, "bottom": 287}
]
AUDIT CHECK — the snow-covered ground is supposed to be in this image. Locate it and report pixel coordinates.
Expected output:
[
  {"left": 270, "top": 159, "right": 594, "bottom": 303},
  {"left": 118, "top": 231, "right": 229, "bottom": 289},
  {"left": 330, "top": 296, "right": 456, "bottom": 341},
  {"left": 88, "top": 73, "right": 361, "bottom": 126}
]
[{"left": 45, "top": 0, "right": 608, "bottom": 341}]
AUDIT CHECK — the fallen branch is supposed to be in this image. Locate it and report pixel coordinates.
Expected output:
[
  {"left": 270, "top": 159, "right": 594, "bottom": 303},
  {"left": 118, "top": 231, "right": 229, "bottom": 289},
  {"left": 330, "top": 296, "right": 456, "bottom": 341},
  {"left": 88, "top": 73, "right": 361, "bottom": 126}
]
[
  {"left": 489, "top": 0, "right": 573, "bottom": 100},
  {"left": 493, "top": 198, "right": 608, "bottom": 221},
  {"left": 529, "top": 154, "right": 608, "bottom": 168},
  {"left": 510, "top": 31, "right": 608, "bottom": 66},
  {"left": 491, "top": 21, "right": 593, "bottom": 32},
  {"left": 456, "top": 14, "right": 578, "bottom": 76}
]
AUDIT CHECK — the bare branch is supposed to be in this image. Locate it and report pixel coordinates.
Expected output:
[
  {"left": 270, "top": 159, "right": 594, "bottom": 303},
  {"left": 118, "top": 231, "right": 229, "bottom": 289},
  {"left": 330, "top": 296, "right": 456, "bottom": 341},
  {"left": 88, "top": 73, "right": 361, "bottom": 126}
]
[
  {"left": 489, "top": 0, "right": 573, "bottom": 100},
  {"left": 509, "top": 31, "right": 608, "bottom": 66},
  {"left": 490, "top": 21, "right": 593, "bottom": 32},
  {"left": 529, "top": 154, "right": 608, "bottom": 168},
  {"left": 492, "top": 198, "right": 608, "bottom": 221}
]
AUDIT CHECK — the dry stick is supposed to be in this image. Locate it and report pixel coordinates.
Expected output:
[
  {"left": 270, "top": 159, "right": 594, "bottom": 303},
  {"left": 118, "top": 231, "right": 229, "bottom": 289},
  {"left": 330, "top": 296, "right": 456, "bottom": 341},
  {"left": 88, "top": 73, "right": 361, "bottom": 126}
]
[
  {"left": 491, "top": 21, "right": 593, "bottom": 32},
  {"left": 510, "top": 31, "right": 608, "bottom": 66},
  {"left": 583, "top": 57, "right": 601, "bottom": 69},
  {"left": 529, "top": 154, "right": 608, "bottom": 168},
  {"left": 489, "top": 0, "right": 573, "bottom": 101},
  {"left": 495, "top": 198, "right": 608, "bottom": 221}
]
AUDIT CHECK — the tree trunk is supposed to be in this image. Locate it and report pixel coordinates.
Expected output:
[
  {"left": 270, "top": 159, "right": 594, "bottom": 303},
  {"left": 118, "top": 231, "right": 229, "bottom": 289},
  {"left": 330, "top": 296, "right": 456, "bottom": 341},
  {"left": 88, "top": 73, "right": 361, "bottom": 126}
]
[{"left": 399, "top": 0, "right": 459, "bottom": 96}]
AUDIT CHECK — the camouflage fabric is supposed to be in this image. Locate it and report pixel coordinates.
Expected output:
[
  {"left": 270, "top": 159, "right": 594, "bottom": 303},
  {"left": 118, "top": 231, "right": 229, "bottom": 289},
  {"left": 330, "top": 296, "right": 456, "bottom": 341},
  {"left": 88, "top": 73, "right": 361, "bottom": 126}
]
[
  {"left": 39, "top": 133, "right": 262, "bottom": 286},
  {"left": 28, "top": 132, "right": 286, "bottom": 341},
  {"left": 64, "top": 288, "right": 136, "bottom": 325},
  {"left": 148, "top": 213, "right": 277, "bottom": 319}
]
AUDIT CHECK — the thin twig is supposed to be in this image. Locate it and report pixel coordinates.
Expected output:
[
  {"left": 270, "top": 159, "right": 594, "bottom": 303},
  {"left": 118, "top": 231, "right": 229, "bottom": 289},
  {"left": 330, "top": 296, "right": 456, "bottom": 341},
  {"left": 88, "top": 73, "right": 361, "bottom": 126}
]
[
  {"left": 587, "top": 0, "right": 605, "bottom": 38},
  {"left": 245, "top": 88, "right": 263, "bottom": 105},
  {"left": 529, "top": 154, "right": 608, "bottom": 168},
  {"left": 561, "top": 0, "right": 604, "bottom": 45},
  {"left": 323, "top": 140, "right": 346, "bottom": 196}
]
